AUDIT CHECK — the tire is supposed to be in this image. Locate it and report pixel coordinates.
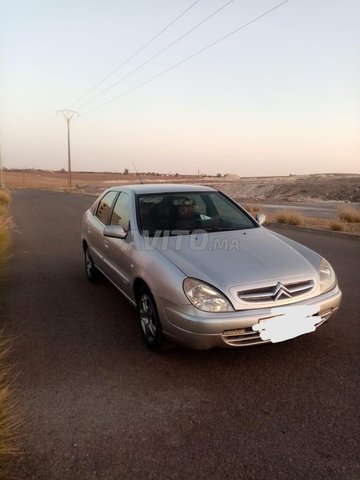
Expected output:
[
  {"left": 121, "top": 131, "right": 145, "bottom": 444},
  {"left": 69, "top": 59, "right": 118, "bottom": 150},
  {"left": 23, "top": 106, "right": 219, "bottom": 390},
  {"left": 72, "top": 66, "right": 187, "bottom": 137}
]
[
  {"left": 137, "top": 285, "right": 174, "bottom": 352},
  {"left": 84, "top": 246, "right": 99, "bottom": 283}
]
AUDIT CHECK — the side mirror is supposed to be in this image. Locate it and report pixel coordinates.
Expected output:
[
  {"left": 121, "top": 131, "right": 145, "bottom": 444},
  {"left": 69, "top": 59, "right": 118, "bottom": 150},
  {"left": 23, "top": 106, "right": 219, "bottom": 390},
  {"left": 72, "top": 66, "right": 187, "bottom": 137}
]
[
  {"left": 256, "top": 213, "right": 266, "bottom": 226},
  {"left": 103, "top": 225, "right": 127, "bottom": 239}
]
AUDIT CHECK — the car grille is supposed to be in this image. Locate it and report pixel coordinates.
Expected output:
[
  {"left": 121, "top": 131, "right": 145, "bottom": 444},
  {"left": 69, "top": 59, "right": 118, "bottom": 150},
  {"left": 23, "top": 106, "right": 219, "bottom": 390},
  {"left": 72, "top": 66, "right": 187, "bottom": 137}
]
[
  {"left": 222, "top": 327, "right": 266, "bottom": 346},
  {"left": 237, "top": 279, "right": 315, "bottom": 303}
]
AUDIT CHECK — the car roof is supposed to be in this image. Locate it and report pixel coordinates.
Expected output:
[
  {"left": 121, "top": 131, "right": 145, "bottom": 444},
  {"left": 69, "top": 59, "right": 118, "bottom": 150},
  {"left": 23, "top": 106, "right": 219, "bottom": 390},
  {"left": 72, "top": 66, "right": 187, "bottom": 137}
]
[{"left": 107, "top": 183, "right": 217, "bottom": 195}]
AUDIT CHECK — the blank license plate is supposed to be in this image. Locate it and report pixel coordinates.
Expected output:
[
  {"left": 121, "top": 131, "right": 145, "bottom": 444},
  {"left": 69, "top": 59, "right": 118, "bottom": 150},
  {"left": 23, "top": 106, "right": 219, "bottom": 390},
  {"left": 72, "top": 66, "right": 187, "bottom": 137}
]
[{"left": 252, "top": 305, "right": 321, "bottom": 343}]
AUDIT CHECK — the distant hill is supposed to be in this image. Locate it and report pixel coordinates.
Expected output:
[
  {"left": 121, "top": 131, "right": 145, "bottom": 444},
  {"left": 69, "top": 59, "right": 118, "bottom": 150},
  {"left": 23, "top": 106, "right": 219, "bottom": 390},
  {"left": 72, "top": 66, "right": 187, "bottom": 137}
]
[{"left": 215, "top": 174, "right": 360, "bottom": 203}]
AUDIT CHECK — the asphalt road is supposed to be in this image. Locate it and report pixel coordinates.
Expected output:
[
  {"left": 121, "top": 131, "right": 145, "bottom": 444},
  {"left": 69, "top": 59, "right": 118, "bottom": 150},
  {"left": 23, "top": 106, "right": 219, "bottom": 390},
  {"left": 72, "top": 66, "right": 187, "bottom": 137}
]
[{"left": 1, "top": 190, "right": 359, "bottom": 480}]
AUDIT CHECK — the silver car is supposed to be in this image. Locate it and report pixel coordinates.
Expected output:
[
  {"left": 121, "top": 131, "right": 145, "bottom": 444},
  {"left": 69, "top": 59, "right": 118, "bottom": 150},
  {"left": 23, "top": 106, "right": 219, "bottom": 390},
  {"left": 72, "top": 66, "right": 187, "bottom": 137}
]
[{"left": 81, "top": 184, "right": 341, "bottom": 351}]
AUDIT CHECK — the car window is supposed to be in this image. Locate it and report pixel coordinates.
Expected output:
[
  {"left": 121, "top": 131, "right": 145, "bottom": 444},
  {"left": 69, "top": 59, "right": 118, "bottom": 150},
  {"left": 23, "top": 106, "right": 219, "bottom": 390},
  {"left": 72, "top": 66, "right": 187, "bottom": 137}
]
[
  {"left": 137, "top": 192, "right": 256, "bottom": 236},
  {"left": 110, "top": 192, "right": 130, "bottom": 231},
  {"left": 209, "top": 193, "right": 247, "bottom": 222},
  {"left": 95, "top": 191, "right": 118, "bottom": 225},
  {"left": 208, "top": 193, "right": 255, "bottom": 228}
]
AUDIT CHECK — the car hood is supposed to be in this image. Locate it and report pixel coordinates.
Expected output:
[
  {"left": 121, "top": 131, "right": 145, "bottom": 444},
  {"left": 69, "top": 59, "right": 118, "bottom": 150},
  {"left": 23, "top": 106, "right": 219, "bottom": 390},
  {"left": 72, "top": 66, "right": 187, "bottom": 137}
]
[{"left": 154, "top": 227, "right": 318, "bottom": 290}]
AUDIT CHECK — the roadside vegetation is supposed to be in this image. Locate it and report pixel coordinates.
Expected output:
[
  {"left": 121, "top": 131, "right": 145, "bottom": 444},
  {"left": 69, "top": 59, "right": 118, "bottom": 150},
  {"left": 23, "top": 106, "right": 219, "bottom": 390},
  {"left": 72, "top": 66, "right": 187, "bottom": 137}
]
[
  {"left": 275, "top": 211, "right": 304, "bottom": 226},
  {"left": 265, "top": 209, "right": 360, "bottom": 233},
  {"left": 329, "top": 220, "right": 345, "bottom": 232},
  {"left": 244, "top": 202, "right": 360, "bottom": 234},
  {"left": 0, "top": 191, "right": 20, "bottom": 477},
  {"left": 0, "top": 334, "right": 20, "bottom": 457},
  {"left": 337, "top": 206, "right": 360, "bottom": 223},
  {"left": 0, "top": 191, "right": 11, "bottom": 275}
]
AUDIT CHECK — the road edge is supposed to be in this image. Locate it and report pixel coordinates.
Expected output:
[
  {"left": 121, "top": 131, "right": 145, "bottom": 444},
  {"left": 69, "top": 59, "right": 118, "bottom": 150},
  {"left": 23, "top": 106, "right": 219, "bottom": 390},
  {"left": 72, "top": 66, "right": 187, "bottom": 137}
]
[{"left": 267, "top": 221, "right": 360, "bottom": 239}]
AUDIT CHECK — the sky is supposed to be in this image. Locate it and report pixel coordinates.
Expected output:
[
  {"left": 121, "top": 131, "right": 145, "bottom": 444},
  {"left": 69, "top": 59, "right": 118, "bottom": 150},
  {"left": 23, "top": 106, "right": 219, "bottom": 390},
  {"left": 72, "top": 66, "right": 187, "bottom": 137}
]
[{"left": 1, "top": 0, "right": 359, "bottom": 176}]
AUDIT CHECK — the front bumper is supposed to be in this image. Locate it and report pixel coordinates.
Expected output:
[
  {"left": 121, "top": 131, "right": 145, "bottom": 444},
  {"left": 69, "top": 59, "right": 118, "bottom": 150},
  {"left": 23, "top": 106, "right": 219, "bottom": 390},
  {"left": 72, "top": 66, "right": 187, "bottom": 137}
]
[{"left": 156, "top": 286, "right": 342, "bottom": 350}]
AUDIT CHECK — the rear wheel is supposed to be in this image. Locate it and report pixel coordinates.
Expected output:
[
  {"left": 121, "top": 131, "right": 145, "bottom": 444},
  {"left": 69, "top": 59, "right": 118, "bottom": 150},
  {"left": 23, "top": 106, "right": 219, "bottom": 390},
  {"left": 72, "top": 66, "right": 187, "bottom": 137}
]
[
  {"left": 84, "top": 246, "right": 99, "bottom": 282},
  {"left": 137, "top": 285, "right": 174, "bottom": 351}
]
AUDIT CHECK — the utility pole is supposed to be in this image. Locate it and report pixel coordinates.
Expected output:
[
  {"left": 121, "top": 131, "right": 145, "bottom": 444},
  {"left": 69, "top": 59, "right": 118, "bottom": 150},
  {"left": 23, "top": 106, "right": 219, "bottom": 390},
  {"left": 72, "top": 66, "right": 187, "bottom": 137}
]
[{"left": 57, "top": 110, "right": 78, "bottom": 188}]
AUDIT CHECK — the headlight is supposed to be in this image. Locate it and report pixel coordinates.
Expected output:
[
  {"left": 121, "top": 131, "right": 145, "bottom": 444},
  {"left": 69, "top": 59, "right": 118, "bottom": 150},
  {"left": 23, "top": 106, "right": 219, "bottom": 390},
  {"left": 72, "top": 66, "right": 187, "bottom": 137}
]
[
  {"left": 183, "top": 278, "right": 234, "bottom": 312},
  {"left": 319, "top": 258, "right": 337, "bottom": 293}
]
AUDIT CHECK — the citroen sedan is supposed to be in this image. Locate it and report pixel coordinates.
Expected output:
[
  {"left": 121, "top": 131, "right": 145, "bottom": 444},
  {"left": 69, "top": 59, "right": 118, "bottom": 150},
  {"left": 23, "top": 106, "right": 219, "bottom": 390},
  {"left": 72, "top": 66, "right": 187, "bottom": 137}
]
[{"left": 81, "top": 184, "right": 341, "bottom": 351}]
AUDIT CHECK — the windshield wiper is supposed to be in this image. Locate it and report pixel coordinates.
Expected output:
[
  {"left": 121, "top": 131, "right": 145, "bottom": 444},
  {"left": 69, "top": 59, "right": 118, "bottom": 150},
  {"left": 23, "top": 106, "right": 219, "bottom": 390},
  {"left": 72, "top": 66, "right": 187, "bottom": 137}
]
[{"left": 203, "top": 227, "right": 239, "bottom": 232}]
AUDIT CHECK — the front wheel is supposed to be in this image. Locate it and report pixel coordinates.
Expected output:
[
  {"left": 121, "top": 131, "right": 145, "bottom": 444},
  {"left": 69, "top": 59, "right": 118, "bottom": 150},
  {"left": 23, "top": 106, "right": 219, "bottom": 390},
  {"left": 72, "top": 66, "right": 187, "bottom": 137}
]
[
  {"left": 84, "top": 246, "right": 99, "bottom": 283},
  {"left": 137, "top": 286, "right": 174, "bottom": 352}
]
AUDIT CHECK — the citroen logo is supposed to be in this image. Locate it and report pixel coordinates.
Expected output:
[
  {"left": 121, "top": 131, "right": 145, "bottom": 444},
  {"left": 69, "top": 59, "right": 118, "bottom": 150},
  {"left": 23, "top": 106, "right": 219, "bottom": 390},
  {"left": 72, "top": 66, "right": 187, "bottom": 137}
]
[{"left": 273, "top": 282, "right": 292, "bottom": 301}]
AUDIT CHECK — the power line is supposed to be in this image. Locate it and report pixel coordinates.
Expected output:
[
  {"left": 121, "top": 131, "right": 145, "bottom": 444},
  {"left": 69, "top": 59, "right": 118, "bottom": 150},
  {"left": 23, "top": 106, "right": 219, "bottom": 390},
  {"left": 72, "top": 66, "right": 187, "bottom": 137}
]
[
  {"left": 81, "top": 0, "right": 290, "bottom": 117},
  {"left": 32, "top": 115, "right": 60, "bottom": 165},
  {"left": 76, "top": 0, "right": 236, "bottom": 110},
  {"left": 68, "top": 0, "right": 202, "bottom": 108}
]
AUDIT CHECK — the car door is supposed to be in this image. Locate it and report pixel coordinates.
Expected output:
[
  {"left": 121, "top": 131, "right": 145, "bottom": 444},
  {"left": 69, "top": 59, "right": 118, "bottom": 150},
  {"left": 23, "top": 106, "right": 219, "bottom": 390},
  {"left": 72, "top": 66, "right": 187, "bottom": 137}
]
[
  {"left": 102, "top": 191, "right": 134, "bottom": 299},
  {"left": 87, "top": 190, "right": 118, "bottom": 271}
]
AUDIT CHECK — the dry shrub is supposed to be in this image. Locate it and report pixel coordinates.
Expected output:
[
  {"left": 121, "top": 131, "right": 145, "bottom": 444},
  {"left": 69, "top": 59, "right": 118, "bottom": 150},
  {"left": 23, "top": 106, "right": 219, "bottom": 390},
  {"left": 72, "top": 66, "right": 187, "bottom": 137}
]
[
  {"left": 329, "top": 220, "right": 345, "bottom": 231},
  {"left": 266, "top": 209, "right": 358, "bottom": 234},
  {"left": 275, "top": 211, "right": 304, "bottom": 226},
  {"left": 0, "top": 191, "right": 10, "bottom": 207},
  {"left": 302, "top": 217, "right": 329, "bottom": 229},
  {"left": 338, "top": 207, "right": 360, "bottom": 223},
  {"left": 0, "top": 334, "right": 21, "bottom": 465},
  {"left": 0, "top": 193, "right": 20, "bottom": 476},
  {"left": 0, "top": 206, "right": 12, "bottom": 274}
]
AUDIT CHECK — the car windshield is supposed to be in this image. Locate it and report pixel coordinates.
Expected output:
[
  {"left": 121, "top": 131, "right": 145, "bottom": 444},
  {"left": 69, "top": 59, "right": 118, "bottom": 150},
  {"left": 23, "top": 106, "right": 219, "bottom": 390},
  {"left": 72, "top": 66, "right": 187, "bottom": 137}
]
[{"left": 136, "top": 191, "right": 257, "bottom": 237}]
